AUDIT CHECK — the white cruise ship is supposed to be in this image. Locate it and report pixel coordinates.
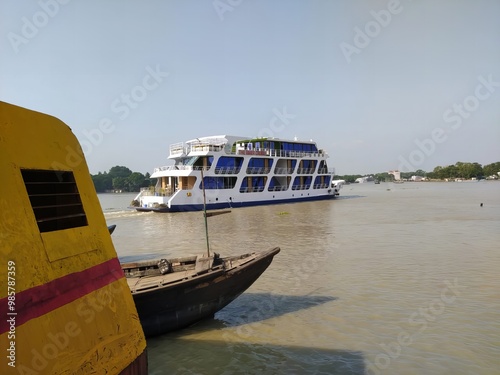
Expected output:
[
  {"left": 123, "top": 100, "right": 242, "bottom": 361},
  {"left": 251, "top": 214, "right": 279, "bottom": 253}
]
[{"left": 133, "top": 135, "right": 343, "bottom": 212}]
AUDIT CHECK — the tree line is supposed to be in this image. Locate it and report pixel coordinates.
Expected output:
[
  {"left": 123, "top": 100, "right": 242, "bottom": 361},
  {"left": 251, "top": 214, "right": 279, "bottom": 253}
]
[
  {"left": 336, "top": 161, "right": 500, "bottom": 183},
  {"left": 91, "top": 166, "right": 156, "bottom": 192},
  {"left": 91, "top": 161, "right": 500, "bottom": 190}
]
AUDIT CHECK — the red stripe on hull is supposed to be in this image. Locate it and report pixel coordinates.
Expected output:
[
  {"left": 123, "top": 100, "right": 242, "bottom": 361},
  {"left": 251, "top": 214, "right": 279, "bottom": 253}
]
[{"left": 0, "top": 258, "right": 124, "bottom": 334}]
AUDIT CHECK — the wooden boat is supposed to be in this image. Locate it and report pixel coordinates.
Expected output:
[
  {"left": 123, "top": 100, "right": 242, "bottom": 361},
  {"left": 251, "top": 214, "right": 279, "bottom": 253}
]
[{"left": 122, "top": 247, "right": 280, "bottom": 337}]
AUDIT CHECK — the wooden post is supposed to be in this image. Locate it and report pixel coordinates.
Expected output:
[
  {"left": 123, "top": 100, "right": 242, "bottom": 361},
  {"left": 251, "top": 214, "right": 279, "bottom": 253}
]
[{"left": 200, "top": 167, "right": 210, "bottom": 257}]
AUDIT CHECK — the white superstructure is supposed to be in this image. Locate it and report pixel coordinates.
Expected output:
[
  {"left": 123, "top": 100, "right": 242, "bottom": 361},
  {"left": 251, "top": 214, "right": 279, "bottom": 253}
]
[{"left": 134, "top": 135, "right": 341, "bottom": 212}]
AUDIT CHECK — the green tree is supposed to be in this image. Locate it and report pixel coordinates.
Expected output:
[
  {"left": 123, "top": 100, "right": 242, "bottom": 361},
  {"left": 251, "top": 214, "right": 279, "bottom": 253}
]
[
  {"left": 112, "top": 177, "right": 127, "bottom": 191},
  {"left": 429, "top": 165, "right": 443, "bottom": 179},
  {"left": 109, "top": 166, "right": 132, "bottom": 178},
  {"left": 374, "top": 172, "right": 393, "bottom": 182},
  {"left": 144, "top": 172, "right": 156, "bottom": 187},
  {"left": 441, "top": 164, "right": 459, "bottom": 178},
  {"left": 400, "top": 171, "right": 417, "bottom": 180},
  {"left": 483, "top": 162, "right": 500, "bottom": 177},
  {"left": 91, "top": 172, "right": 112, "bottom": 192},
  {"left": 455, "top": 162, "right": 483, "bottom": 179},
  {"left": 126, "top": 172, "right": 146, "bottom": 192}
]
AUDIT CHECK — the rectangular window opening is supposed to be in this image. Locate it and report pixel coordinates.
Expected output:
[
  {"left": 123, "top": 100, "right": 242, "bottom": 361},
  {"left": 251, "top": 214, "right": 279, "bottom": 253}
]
[{"left": 21, "top": 169, "right": 88, "bottom": 233}]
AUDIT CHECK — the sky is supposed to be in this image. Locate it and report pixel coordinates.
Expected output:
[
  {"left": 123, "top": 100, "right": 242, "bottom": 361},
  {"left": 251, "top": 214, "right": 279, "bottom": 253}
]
[{"left": 1, "top": 0, "right": 499, "bottom": 175}]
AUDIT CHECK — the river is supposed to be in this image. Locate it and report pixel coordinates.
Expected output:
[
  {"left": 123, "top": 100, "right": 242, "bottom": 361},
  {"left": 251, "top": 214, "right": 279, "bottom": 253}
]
[{"left": 98, "top": 181, "right": 500, "bottom": 375}]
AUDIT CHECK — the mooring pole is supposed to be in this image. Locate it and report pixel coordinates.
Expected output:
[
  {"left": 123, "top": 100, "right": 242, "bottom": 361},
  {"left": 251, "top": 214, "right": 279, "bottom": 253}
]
[{"left": 200, "top": 166, "right": 210, "bottom": 257}]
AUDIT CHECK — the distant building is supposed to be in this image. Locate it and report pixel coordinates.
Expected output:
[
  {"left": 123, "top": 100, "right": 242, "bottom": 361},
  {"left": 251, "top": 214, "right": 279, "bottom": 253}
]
[
  {"left": 388, "top": 170, "right": 401, "bottom": 181},
  {"left": 410, "top": 175, "right": 425, "bottom": 182}
]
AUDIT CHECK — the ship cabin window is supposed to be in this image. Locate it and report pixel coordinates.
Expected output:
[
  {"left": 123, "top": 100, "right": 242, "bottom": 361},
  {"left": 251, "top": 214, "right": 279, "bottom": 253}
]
[
  {"left": 281, "top": 142, "right": 318, "bottom": 157},
  {"left": 313, "top": 175, "right": 331, "bottom": 189},
  {"left": 247, "top": 158, "right": 273, "bottom": 174},
  {"left": 268, "top": 176, "right": 288, "bottom": 191},
  {"left": 233, "top": 140, "right": 270, "bottom": 156},
  {"left": 239, "top": 176, "right": 267, "bottom": 193},
  {"left": 183, "top": 156, "right": 198, "bottom": 166},
  {"left": 298, "top": 160, "right": 317, "bottom": 174},
  {"left": 291, "top": 176, "right": 312, "bottom": 191},
  {"left": 261, "top": 141, "right": 273, "bottom": 150},
  {"left": 189, "top": 156, "right": 213, "bottom": 170},
  {"left": 200, "top": 177, "right": 237, "bottom": 190},
  {"left": 21, "top": 169, "right": 88, "bottom": 233},
  {"left": 274, "top": 159, "right": 296, "bottom": 174},
  {"left": 215, "top": 156, "right": 243, "bottom": 174},
  {"left": 318, "top": 160, "right": 328, "bottom": 174}
]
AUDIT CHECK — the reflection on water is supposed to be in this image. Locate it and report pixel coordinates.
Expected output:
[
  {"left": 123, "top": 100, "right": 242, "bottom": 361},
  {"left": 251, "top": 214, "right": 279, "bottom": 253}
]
[
  {"left": 147, "top": 337, "right": 366, "bottom": 375},
  {"left": 216, "top": 293, "right": 337, "bottom": 327},
  {"left": 99, "top": 182, "right": 500, "bottom": 374}
]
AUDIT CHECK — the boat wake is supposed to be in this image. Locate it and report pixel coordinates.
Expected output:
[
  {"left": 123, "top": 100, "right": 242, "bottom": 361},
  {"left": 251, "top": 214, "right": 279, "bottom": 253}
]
[{"left": 103, "top": 209, "right": 144, "bottom": 219}]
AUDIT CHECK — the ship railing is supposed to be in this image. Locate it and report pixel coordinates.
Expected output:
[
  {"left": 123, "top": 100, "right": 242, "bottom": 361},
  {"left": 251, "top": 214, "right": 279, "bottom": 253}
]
[
  {"left": 236, "top": 149, "right": 269, "bottom": 156},
  {"left": 274, "top": 167, "right": 295, "bottom": 175},
  {"left": 269, "top": 149, "right": 327, "bottom": 158},
  {"left": 189, "top": 138, "right": 226, "bottom": 153},
  {"left": 313, "top": 183, "right": 329, "bottom": 189},
  {"left": 297, "top": 168, "right": 316, "bottom": 174},
  {"left": 245, "top": 167, "right": 271, "bottom": 174},
  {"left": 268, "top": 185, "right": 288, "bottom": 191},
  {"left": 138, "top": 187, "right": 175, "bottom": 197},
  {"left": 233, "top": 148, "right": 327, "bottom": 158},
  {"left": 239, "top": 186, "right": 265, "bottom": 193},
  {"left": 215, "top": 167, "right": 241, "bottom": 174},
  {"left": 153, "top": 165, "right": 212, "bottom": 173},
  {"left": 190, "top": 144, "right": 224, "bottom": 153},
  {"left": 169, "top": 142, "right": 186, "bottom": 156},
  {"left": 154, "top": 165, "right": 193, "bottom": 172},
  {"left": 291, "top": 184, "right": 311, "bottom": 191}
]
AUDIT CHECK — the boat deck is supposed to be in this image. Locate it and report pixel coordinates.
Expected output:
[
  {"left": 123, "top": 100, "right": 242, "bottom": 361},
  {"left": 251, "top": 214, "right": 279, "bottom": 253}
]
[
  {"left": 126, "top": 266, "right": 224, "bottom": 293},
  {"left": 124, "top": 252, "right": 263, "bottom": 294}
]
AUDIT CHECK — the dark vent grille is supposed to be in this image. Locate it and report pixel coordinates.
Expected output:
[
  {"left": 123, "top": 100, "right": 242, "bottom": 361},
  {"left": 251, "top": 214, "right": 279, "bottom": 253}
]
[{"left": 21, "top": 169, "right": 88, "bottom": 233}]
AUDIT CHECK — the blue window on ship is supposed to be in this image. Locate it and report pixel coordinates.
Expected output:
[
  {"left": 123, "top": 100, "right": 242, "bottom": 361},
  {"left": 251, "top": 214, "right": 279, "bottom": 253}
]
[
  {"left": 239, "top": 176, "right": 267, "bottom": 193},
  {"left": 318, "top": 160, "right": 328, "bottom": 174},
  {"left": 200, "top": 177, "right": 237, "bottom": 190},
  {"left": 215, "top": 157, "right": 243, "bottom": 174},
  {"left": 313, "top": 175, "right": 331, "bottom": 189},
  {"left": 292, "top": 176, "right": 312, "bottom": 190},
  {"left": 298, "top": 160, "right": 316, "bottom": 174},
  {"left": 281, "top": 142, "right": 317, "bottom": 154},
  {"left": 247, "top": 158, "right": 273, "bottom": 174}
]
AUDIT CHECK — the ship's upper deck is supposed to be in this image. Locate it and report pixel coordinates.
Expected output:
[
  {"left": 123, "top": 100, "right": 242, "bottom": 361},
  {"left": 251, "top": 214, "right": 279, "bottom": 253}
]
[{"left": 168, "top": 135, "right": 325, "bottom": 160}]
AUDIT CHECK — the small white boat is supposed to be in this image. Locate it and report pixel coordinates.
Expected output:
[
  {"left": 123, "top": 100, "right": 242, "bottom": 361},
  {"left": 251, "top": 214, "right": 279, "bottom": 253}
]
[{"left": 133, "top": 135, "right": 341, "bottom": 212}]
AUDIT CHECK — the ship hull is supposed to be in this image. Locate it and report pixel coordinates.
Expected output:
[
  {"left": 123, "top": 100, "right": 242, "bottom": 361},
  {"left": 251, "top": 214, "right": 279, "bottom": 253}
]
[
  {"left": 124, "top": 248, "right": 280, "bottom": 337},
  {"left": 134, "top": 135, "right": 341, "bottom": 212}
]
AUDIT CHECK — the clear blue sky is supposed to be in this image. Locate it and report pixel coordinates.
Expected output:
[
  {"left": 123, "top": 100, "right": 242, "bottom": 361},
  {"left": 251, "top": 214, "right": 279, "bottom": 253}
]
[{"left": 1, "top": 0, "right": 499, "bottom": 175}]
